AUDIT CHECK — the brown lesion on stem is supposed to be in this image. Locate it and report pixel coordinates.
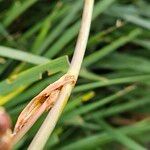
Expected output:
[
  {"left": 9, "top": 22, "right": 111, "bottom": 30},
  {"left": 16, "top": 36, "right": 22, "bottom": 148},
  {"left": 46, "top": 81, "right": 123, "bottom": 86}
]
[{"left": 13, "top": 74, "right": 76, "bottom": 138}]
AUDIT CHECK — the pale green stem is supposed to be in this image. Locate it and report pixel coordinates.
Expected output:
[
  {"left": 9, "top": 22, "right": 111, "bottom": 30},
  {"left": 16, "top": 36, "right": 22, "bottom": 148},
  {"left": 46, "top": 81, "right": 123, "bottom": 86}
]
[{"left": 28, "top": 0, "right": 94, "bottom": 150}]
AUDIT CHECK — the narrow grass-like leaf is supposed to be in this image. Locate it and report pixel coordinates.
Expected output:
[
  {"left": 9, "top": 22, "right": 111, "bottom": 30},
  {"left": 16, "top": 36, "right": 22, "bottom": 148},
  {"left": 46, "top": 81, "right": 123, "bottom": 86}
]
[
  {"left": 83, "top": 28, "right": 142, "bottom": 66},
  {"left": 44, "top": 0, "right": 116, "bottom": 58},
  {"left": 134, "top": 39, "right": 150, "bottom": 50},
  {"left": 124, "top": 15, "right": 150, "bottom": 30},
  {"left": 5, "top": 73, "right": 63, "bottom": 108},
  {"left": 60, "top": 120, "right": 150, "bottom": 150},
  {"left": 74, "top": 74, "right": 150, "bottom": 92},
  {"left": 0, "top": 56, "right": 69, "bottom": 96},
  {"left": 86, "top": 96, "right": 150, "bottom": 120},
  {"left": 80, "top": 69, "right": 107, "bottom": 81},
  {"left": 107, "top": 4, "right": 150, "bottom": 29},
  {"left": 97, "top": 119, "right": 146, "bottom": 150},
  {"left": 64, "top": 91, "right": 95, "bottom": 113},
  {"left": 44, "top": 22, "right": 80, "bottom": 58},
  {"left": 20, "top": 6, "right": 68, "bottom": 42},
  {"left": 93, "top": 0, "right": 116, "bottom": 19},
  {"left": 62, "top": 86, "right": 135, "bottom": 121},
  {"left": 3, "top": 0, "right": 38, "bottom": 27},
  {"left": 0, "top": 46, "right": 49, "bottom": 64},
  {"left": 87, "top": 25, "right": 121, "bottom": 48},
  {"left": 96, "top": 53, "right": 150, "bottom": 73},
  {"left": 38, "top": 1, "right": 83, "bottom": 55},
  {"left": 31, "top": 16, "right": 52, "bottom": 53},
  {"left": 0, "top": 87, "right": 24, "bottom": 105},
  {"left": 31, "top": 3, "right": 67, "bottom": 53}
]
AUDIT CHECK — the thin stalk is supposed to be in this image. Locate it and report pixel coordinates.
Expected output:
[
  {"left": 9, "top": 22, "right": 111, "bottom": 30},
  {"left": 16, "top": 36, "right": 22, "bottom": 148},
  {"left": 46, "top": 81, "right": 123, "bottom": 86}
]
[
  {"left": 68, "top": 0, "right": 94, "bottom": 76},
  {"left": 28, "top": 0, "right": 94, "bottom": 150}
]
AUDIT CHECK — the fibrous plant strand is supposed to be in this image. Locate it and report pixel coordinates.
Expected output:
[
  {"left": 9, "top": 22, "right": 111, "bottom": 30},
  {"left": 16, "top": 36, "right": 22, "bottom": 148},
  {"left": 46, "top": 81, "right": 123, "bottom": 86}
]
[{"left": 12, "top": 74, "right": 75, "bottom": 144}]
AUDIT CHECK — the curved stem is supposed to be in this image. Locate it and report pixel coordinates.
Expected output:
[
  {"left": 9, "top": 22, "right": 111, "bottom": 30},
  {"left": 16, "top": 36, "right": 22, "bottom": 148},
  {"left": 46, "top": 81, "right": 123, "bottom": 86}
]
[
  {"left": 28, "top": 0, "right": 94, "bottom": 150},
  {"left": 68, "top": 0, "right": 94, "bottom": 76}
]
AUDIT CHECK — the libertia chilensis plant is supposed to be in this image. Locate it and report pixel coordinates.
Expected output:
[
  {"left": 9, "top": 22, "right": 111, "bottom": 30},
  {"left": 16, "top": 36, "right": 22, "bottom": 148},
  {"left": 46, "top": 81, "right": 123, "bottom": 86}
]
[{"left": 0, "top": 0, "right": 150, "bottom": 150}]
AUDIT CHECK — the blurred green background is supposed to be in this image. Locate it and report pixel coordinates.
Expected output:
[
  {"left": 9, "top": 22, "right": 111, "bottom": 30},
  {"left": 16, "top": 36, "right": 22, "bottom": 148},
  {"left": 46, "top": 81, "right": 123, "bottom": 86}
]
[{"left": 0, "top": 0, "right": 150, "bottom": 149}]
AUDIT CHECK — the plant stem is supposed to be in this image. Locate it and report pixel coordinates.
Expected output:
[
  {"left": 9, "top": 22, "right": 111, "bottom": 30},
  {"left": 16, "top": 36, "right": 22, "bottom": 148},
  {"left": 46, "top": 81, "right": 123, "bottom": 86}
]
[
  {"left": 28, "top": 0, "right": 94, "bottom": 150},
  {"left": 68, "top": 0, "right": 94, "bottom": 76}
]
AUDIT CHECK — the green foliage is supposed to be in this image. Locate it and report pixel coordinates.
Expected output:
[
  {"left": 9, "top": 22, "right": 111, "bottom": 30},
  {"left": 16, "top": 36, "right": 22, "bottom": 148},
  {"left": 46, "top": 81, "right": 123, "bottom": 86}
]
[
  {"left": 0, "top": 46, "right": 49, "bottom": 64},
  {"left": 0, "top": 56, "right": 69, "bottom": 95},
  {"left": 0, "top": 0, "right": 150, "bottom": 149}
]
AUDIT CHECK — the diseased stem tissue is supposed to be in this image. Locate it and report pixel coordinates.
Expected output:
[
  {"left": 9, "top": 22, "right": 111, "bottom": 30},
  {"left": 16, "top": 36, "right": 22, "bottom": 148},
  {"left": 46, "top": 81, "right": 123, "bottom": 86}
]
[{"left": 13, "top": 74, "right": 76, "bottom": 143}]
